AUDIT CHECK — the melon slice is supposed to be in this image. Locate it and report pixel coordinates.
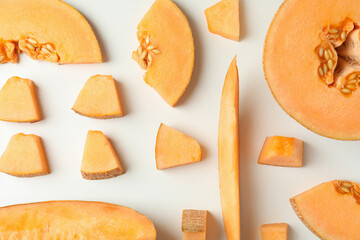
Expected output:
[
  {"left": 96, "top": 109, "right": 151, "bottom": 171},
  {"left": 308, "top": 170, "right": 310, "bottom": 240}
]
[
  {"left": 0, "top": 76, "right": 41, "bottom": 123},
  {"left": 155, "top": 124, "right": 201, "bottom": 170},
  {"left": 132, "top": 0, "right": 194, "bottom": 106},
  {"left": 182, "top": 210, "right": 208, "bottom": 240},
  {"left": 0, "top": 133, "right": 49, "bottom": 177},
  {"left": 258, "top": 136, "right": 303, "bottom": 167},
  {"left": 204, "top": 0, "right": 240, "bottom": 41},
  {"left": 290, "top": 180, "right": 360, "bottom": 239},
  {"left": 0, "top": 201, "right": 156, "bottom": 239},
  {"left": 72, "top": 75, "right": 123, "bottom": 119},
  {"left": 260, "top": 223, "right": 288, "bottom": 240},
  {"left": 218, "top": 56, "right": 240, "bottom": 240},
  {"left": 81, "top": 130, "right": 125, "bottom": 180},
  {"left": 0, "top": 0, "right": 101, "bottom": 64}
]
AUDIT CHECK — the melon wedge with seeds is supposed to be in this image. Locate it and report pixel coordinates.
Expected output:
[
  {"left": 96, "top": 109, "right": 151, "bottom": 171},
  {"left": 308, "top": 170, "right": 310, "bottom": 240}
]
[
  {"left": 72, "top": 75, "right": 123, "bottom": 119},
  {"left": 0, "top": 76, "right": 41, "bottom": 123},
  {"left": 182, "top": 210, "right": 208, "bottom": 240},
  {"left": 81, "top": 130, "right": 125, "bottom": 180},
  {"left": 260, "top": 223, "right": 288, "bottom": 240},
  {"left": 0, "top": 133, "right": 49, "bottom": 177}
]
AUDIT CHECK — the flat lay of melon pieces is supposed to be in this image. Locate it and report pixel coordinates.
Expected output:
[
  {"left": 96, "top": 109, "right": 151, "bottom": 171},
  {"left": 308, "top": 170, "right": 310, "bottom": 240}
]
[
  {"left": 0, "top": 0, "right": 101, "bottom": 64},
  {"left": 132, "top": 0, "right": 194, "bottom": 107},
  {"left": 72, "top": 75, "right": 123, "bottom": 119},
  {"left": 260, "top": 223, "right": 288, "bottom": 240},
  {"left": 81, "top": 130, "right": 125, "bottom": 180},
  {"left": 0, "top": 201, "right": 156, "bottom": 239},
  {"left": 0, "top": 133, "right": 49, "bottom": 177},
  {"left": 263, "top": 0, "right": 360, "bottom": 140},
  {"left": 182, "top": 209, "right": 208, "bottom": 240}
]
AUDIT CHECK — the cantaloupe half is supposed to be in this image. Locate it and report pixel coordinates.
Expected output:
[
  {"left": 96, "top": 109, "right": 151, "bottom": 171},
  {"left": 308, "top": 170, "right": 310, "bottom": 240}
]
[
  {"left": 72, "top": 75, "right": 123, "bottom": 119},
  {"left": 263, "top": 0, "right": 360, "bottom": 140},
  {"left": 132, "top": 0, "right": 194, "bottom": 107},
  {"left": 0, "top": 76, "right": 41, "bottom": 123},
  {"left": 290, "top": 180, "right": 360, "bottom": 239},
  {"left": 0, "top": 133, "right": 49, "bottom": 177},
  {"left": 0, "top": 0, "right": 101, "bottom": 64},
  {"left": 258, "top": 136, "right": 303, "bottom": 167},
  {"left": 81, "top": 130, "right": 125, "bottom": 180},
  {"left": 155, "top": 123, "right": 201, "bottom": 170},
  {"left": 218, "top": 56, "right": 240, "bottom": 240},
  {"left": 0, "top": 201, "right": 156, "bottom": 239},
  {"left": 182, "top": 210, "right": 208, "bottom": 240},
  {"left": 260, "top": 223, "right": 288, "bottom": 240},
  {"left": 204, "top": 0, "right": 240, "bottom": 41}
]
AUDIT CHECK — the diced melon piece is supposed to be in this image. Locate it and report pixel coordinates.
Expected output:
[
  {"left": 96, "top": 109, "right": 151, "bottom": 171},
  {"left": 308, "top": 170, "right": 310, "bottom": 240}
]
[
  {"left": 81, "top": 130, "right": 125, "bottom": 180},
  {"left": 72, "top": 75, "right": 123, "bottom": 119},
  {"left": 204, "top": 0, "right": 240, "bottom": 41},
  {"left": 0, "top": 133, "right": 49, "bottom": 177},
  {"left": 155, "top": 123, "right": 201, "bottom": 170},
  {"left": 260, "top": 223, "right": 288, "bottom": 240},
  {"left": 258, "top": 136, "right": 303, "bottom": 167},
  {"left": 182, "top": 210, "right": 208, "bottom": 240},
  {"left": 0, "top": 76, "right": 41, "bottom": 122}
]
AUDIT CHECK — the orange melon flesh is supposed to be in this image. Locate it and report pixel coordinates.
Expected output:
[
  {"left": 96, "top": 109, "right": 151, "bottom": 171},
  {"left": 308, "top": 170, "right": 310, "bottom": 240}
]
[
  {"left": 218, "top": 56, "right": 240, "bottom": 240},
  {"left": 0, "top": 76, "right": 41, "bottom": 123},
  {"left": 72, "top": 75, "right": 123, "bottom": 119},
  {"left": 155, "top": 123, "right": 201, "bottom": 170},
  {"left": 182, "top": 210, "right": 207, "bottom": 240},
  {"left": 204, "top": 0, "right": 240, "bottom": 41},
  {"left": 81, "top": 130, "right": 125, "bottom": 180},
  {"left": 0, "top": 133, "right": 49, "bottom": 177},
  {"left": 258, "top": 136, "right": 303, "bottom": 167},
  {"left": 263, "top": 0, "right": 360, "bottom": 140},
  {"left": 290, "top": 180, "right": 360, "bottom": 239},
  {"left": 0, "top": 0, "right": 102, "bottom": 64},
  {"left": 260, "top": 223, "right": 288, "bottom": 240},
  {"left": 134, "top": 0, "right": 194, "bottom": 106},
  {"left": 0, "top": 201, "right": 156, "bottom": 239}
]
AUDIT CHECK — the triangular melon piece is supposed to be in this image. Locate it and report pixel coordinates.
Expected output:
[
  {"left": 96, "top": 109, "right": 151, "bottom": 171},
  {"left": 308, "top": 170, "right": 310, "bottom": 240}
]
[
  {"left": 155, "top": 123, "right": 201, "bottom": 170},
  {"left": 81, "top": 130, "right": 125, "bottom": 180},
  {"left": 290, "top": 180, "right": 360, "bottom": 239},
  {"left": 0, "top": 133, "right": 49, "bottom": 177},
  {"left": 72, "top": 75, "right": 123, "bottom": 119},
  {"left": 0, "top": 76, "right": 41, "bottom": 122},
  {"left": 260, "top": 223, "right": 288, "bottom": 240},
  {"left": 204, "top": 0, "right": 240, "bottom": 41}
]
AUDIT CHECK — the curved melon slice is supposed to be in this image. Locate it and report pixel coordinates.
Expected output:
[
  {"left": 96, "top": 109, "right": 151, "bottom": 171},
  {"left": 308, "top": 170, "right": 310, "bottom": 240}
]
[
  {"left": 81, "top": 130, "right": 125, "bottom": 180},
  {"left": 155, "top": 123, "right": 201, "bottom": 170},
  {"left": 204, "top": 0, "right": 240, "bottom": 41},
  {"left": 290, "top": 180, "right": 360, "bottom": 239},
  {"left": 0, "top": 133, "right": 49, "bottom": 177},
  {"left": 72, "top": 75, "right": 123, "bottom": 119},
  {"left": 218, "top": 56, "right": 240, "bottom": 240},
  {"left": 0, "top": 201, "right": 156, "bottom": 239},
  {"left": 0, "top": 76, "right": 41, "bottom": 123},
  {"left": 0, "top": 0, "right": 102, "bottom": 64},
  {"left": 260, "top": 223, "right": 288, "bottom": 240},
  {"left": 132, "top": 0, "right": 194, "bottom": 106},
  {"left": 182, "top": 209, "right": 208, "bottom": 240}
]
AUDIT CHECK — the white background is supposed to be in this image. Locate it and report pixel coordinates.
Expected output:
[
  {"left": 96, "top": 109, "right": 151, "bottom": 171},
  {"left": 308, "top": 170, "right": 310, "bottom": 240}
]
[{"left": 0, "top": 0, "right": 357, "bottom": 239}]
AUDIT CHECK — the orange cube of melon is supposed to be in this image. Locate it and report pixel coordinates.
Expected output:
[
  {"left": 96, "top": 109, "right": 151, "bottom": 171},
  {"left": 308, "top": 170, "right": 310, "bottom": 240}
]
[
  {"left": 155, "top": 123, "right": 201, "bottom": 170},
  {"left": 0, "top": 76, "right": 41, "bottom": 122},
  {"left": 0, "top": 133, "right": 49, "bottom": 177},
  {"left": 182, "top": 210, "right": 207, "bottom": 240},
  {"left": 258, "top": 136, "right": 303, "bottom": 167},
  {"left": 260, "top": 223, "right": 288, "bottom": 240}
]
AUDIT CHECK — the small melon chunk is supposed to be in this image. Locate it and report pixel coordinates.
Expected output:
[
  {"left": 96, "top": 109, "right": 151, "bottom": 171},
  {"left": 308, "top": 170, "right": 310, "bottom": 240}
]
[
  {"left": 290, "top": 180, "right": 360, "bottom": 239},
  {"left": 204, "top": 0, "right": 240, "bottom": 41},
  {"left": 155, "top": 123, "right": 201, "bottom": 170},
  {"left": 260, "top": 223, "right": 288, "bottom": 240},
  {"left": 0, "top": 76, "right": 41, "bottom": 123},
  {"left": 258, "top": 136, "right": 303, "bottom": 167},
  {"left": 182, "top": 210, "right": 208, "bottom": 240},
  {"left": 0, "top": 133, "right": 49, "bottom": 177},
  {"left": 81, "top": 130, "right": 125, "bottom": 180},
  {"left": 72, "top": 75, "right": 123, "bottom": 119}
]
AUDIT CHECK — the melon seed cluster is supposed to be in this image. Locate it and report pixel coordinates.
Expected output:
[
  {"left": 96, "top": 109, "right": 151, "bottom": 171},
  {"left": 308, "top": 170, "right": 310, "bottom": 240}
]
[
  {"left": 334, "top": 180, "right": 360, "bottom": 204},
  {"left": 132, "top": 32, "right": 161, "bottom": 70}
]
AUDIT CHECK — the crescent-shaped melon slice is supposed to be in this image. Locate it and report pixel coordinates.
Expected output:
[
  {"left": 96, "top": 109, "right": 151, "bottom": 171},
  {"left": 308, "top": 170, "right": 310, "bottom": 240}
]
[
  {"left": 0, "top": 201, "right": 156, "bottom": 239},
  {"left": 132, "top": 0, "right": 194, "bottom": 107},
  {"left": 0, "top": 0, "right": 102, "bottom": 64},
  {"left": 290, "top": 180, "right": 360, "bottom": 239}
]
